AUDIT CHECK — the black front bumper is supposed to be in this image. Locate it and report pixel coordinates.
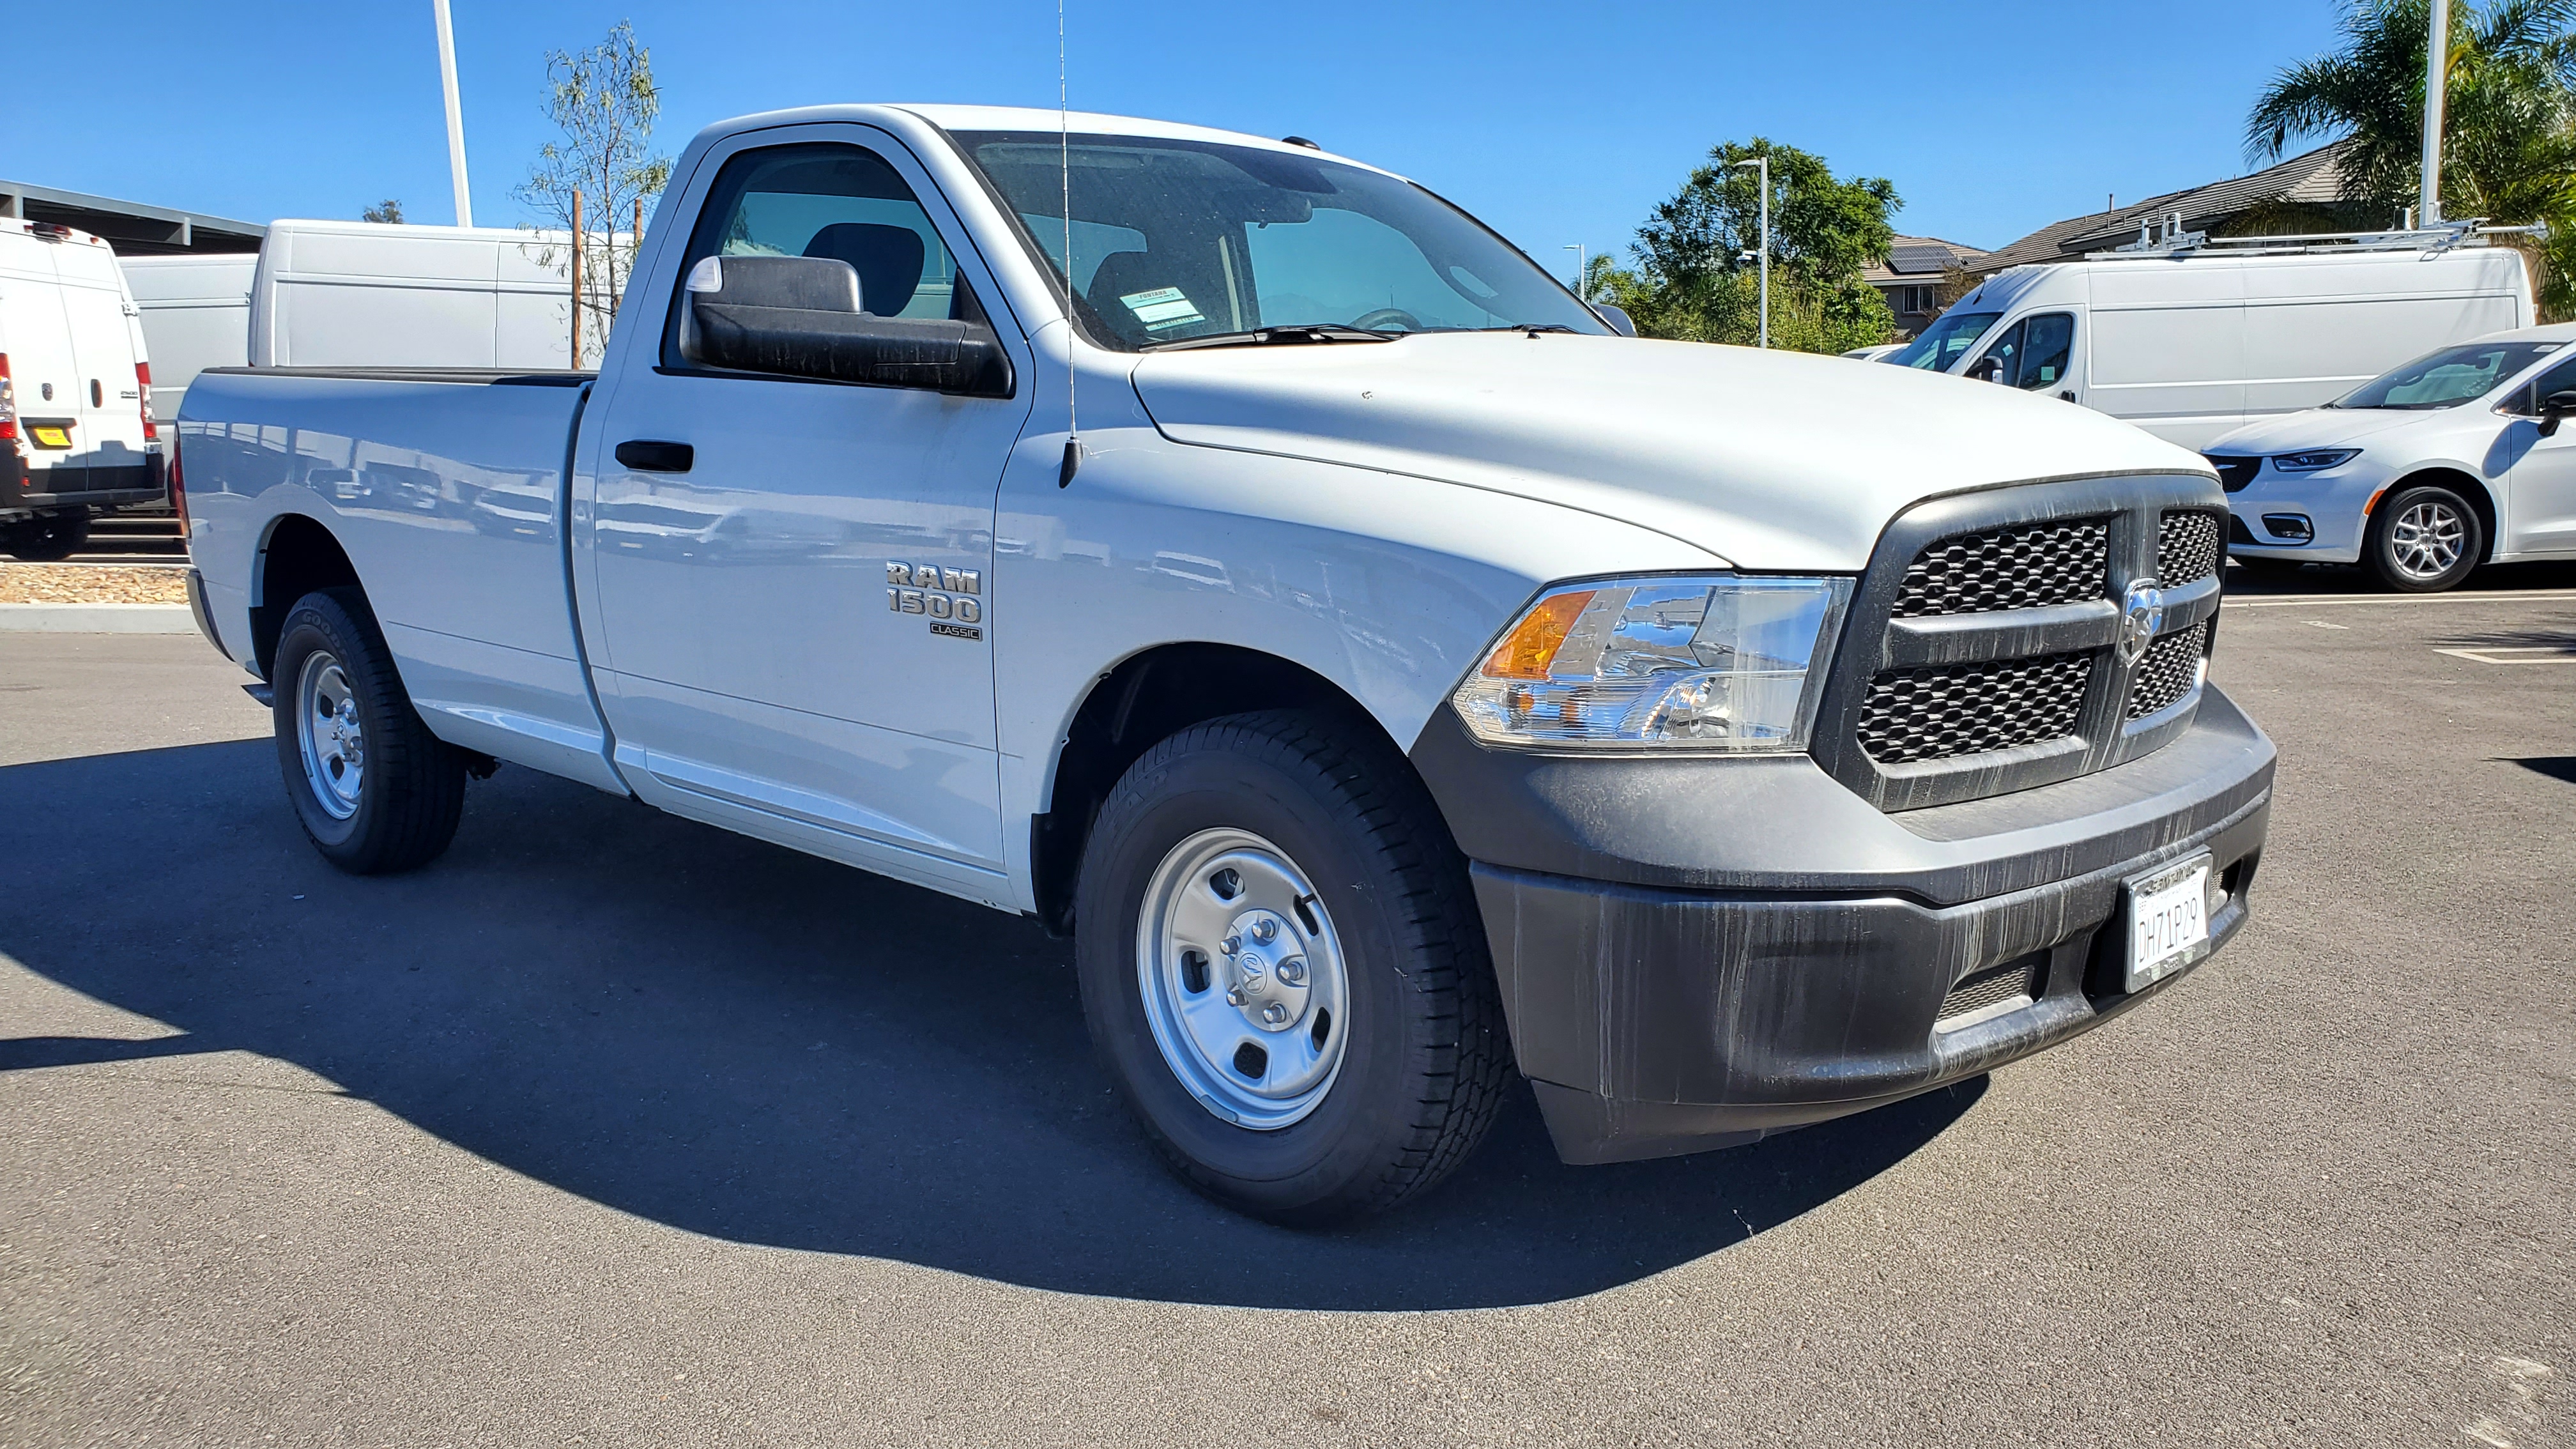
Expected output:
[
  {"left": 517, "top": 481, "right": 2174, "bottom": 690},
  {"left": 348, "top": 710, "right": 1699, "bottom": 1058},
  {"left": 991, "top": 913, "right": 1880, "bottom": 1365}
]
[{"left": 1412, "top": 686, "right": 2276, "bottom": 1165}]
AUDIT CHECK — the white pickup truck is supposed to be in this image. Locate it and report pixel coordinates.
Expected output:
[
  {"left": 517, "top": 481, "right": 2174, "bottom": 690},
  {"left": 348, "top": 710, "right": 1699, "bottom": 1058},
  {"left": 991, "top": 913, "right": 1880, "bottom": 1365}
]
[{"left": 178, "top": 105, "right": 2276, "bottom": 1223}]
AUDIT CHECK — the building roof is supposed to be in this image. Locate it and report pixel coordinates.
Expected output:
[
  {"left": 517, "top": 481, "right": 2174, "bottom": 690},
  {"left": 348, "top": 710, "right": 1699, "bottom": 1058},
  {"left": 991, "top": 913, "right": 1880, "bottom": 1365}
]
[
  {"left": 1979, "top": 141, "right": 2361, "bottom": 272},
  {"left": 1862, "top": 235, "right": 1991, "bottom": 285},
  {"left": 0, "top": 180, "right": 264, "bottom": 256}
]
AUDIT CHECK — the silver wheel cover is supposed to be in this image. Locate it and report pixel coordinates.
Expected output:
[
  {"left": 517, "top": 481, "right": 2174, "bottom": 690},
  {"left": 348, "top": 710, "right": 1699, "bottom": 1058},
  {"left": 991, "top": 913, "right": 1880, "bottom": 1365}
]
[
  {"left": 1135, "top": 828, "right": 1350, "bottom": 1130},
  {"left": 295, "top": 650, "right": 365, "bottom": 820},
  {"left": 2388, "top": 500, "right": 2467, "bottom": 581}
]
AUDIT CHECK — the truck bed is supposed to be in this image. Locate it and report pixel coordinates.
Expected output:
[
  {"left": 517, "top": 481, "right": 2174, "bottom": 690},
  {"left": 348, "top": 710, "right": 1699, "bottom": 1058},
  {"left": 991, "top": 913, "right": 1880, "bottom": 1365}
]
[{"left": 179, "top": 367, "right": 624, "bottom": 793}]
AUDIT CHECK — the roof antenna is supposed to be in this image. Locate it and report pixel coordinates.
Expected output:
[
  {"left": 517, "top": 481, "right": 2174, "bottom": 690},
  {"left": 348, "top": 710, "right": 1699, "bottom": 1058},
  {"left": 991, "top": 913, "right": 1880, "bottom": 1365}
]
[{"left": 1056, "top": 0, "right": 1083, "bottom": 487}]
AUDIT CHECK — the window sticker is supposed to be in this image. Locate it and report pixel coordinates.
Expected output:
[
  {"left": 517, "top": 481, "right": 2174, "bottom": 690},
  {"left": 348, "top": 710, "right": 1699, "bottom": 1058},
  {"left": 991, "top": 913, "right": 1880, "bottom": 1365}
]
[{"left": 1120, "top": 286, "right": 1207, "bottom": 332}]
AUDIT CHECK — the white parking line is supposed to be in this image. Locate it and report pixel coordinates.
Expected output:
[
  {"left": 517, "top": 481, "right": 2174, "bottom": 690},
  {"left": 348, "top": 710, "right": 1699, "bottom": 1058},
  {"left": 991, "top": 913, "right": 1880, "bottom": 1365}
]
[
  {"left": 2432, "top": 645, "right": 2576, "bottom": 665},
  {"left": 2232, "top": 588, "right": 2576, "bottom": 609}
]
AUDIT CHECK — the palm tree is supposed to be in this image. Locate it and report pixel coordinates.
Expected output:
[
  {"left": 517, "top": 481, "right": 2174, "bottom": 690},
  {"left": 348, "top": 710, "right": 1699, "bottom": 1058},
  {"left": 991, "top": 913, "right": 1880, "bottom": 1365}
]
[{"left": 2248, "top": 0, "right": 2576, "bottom": 316}]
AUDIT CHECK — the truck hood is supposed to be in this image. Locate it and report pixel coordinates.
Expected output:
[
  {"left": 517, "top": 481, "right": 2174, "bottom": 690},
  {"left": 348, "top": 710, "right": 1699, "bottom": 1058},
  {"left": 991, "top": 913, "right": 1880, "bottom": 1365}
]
[
  {"left": 2205, "top": 406, "right": 2441, "bottom": 454},
  {"left": 1128, "top": 332, "right": 2205, "bottom": 571}
]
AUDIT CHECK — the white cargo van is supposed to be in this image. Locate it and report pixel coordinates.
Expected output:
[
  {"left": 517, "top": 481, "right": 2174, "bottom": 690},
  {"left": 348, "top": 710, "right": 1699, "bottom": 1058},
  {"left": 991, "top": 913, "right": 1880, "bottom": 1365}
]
[
  {"left": 249, "top": 220, "right": 579, "bottom": 371},
  {"left": 1889, "top": 232, "right": 2534, "bottom": 450},
  {"left": 1, "top": 218, "right": 162, "bottom": 559},
  {"left": 121, "top": 252, "right": 256, "bottom": 427}
]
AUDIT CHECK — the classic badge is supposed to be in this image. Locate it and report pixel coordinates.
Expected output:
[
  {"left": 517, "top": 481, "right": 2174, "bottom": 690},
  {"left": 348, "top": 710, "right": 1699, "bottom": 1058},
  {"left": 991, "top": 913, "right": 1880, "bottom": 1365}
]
[{"left": 887, "top": 562, "right": 985, "bottom": 640}]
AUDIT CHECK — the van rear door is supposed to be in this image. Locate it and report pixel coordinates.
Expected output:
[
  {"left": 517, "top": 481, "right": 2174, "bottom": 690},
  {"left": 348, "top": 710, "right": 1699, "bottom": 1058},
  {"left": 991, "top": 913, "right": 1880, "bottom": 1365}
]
[
  {"left": 0, "top": 231, "right": 88, "bottom": 495},
  {"left": 54, "top": 240, "right": 153, "bottom": 494}
]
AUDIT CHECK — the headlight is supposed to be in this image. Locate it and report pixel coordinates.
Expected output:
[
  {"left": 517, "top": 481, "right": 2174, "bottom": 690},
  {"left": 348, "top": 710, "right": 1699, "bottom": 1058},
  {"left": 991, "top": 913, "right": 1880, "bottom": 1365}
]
[
  {"left": 2270, "top": 448, "right": 2359, "bottom": 473},
  {"left": 1453, "top": 576, "right": 1851, "bottom": 751}
]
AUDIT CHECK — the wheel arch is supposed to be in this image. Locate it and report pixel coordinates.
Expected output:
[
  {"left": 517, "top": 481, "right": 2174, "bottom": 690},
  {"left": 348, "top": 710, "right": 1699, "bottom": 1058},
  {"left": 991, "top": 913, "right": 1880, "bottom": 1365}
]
[
  {"left": 2377, "top": 466, "right": 2500, "bottom": 564},
  {"left": 1029, "top": 641, "right": 1422, "bottom": 937},
  {"left": 250, "top": 512, "right": 362, "bottom": 680}
]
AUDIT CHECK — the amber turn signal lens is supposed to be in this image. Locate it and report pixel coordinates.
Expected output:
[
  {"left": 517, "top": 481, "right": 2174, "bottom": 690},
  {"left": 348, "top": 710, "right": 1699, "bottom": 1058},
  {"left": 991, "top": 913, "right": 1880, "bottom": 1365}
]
[{"left": 1482, "top": 590, "right": 1593, "bottom": 679}]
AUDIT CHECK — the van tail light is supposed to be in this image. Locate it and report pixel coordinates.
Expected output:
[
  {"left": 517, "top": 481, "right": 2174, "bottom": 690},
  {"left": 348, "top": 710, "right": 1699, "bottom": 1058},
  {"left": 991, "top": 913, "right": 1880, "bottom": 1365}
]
[
  {"left": 1, "top": 353, "right": 17, "bottom": 443},
  {"left": 137, "top": 362, "right": 157, "bottom": 441},
  {"left": 169, "top": 436, "right": 188, "bottom": 528}
]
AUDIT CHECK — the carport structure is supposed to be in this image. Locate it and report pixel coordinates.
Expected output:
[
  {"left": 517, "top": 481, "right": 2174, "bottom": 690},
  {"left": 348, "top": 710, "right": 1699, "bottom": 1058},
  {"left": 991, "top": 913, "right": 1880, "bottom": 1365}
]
[{"left": 0, "top": 180, "right": 263, "bottom": 256}]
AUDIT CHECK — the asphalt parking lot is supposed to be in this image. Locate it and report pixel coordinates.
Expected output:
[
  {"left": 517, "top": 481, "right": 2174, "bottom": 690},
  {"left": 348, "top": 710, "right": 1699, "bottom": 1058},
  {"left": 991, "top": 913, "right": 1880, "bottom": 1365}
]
[{"left": 3, "top": 565, "right": 2572, "bottom": 1448}]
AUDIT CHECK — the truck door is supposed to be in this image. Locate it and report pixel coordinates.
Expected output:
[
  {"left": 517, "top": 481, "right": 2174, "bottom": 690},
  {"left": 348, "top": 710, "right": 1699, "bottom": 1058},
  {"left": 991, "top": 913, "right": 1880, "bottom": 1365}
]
[{"left": 579, "top": 132, "right": 1032, "bottom": 902}]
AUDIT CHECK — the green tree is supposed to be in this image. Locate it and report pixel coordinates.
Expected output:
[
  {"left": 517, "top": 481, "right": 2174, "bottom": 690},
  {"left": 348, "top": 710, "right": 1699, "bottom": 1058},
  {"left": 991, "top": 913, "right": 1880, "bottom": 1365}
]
[
  {"left": 2248, "top": 0, "right": 2576, "bottom": 316},
  {"left": 514, "top": 20, "right": 674, "bottom": 359},
  {"left": 1600, "top": 139, "right": 1902, "bottom": 352},
  {"left": 361, "top": 199, "right": 405, "bottom": 224}
]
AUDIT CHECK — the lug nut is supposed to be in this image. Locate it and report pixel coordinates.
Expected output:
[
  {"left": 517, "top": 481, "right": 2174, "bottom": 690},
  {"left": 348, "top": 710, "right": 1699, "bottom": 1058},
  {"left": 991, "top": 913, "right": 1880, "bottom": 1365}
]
[
  {"left": 1226, "top": 986, "right": 1248, "bottom": 1006},
  {"left": 1261, "top": 1002, "right": 1289, "bottom": 1025},
  {"left": 1252, "top": 919, "right": 1278, "bottom": 943},
  {"left": 1220, "top": 935, "right": 1240, "bottom": 956},
  {"left": 1278, "top": 958, "right": 1307, "bottom": 985}
]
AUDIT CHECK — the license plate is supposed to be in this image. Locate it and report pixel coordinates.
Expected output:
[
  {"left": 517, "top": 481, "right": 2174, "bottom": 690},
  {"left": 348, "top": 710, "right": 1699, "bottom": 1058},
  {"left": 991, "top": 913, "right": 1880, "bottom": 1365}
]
[
  {"left": 2125, "top": 853, "right": 2212, "bottom": 992},
  {"left": 27, "top": 425, "right": 73, "bottom": 449}
]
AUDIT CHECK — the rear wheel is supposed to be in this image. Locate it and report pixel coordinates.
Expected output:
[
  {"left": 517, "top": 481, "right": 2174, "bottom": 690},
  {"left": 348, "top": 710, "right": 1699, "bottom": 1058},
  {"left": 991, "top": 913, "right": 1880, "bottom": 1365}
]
[
  {"left": 1074, "top": 710, "right": 1510, "bottom": 1225},
  {"left": 271, "top": 588, "right": 467, "bottom": 873},
  {"left": 1, "top": 510, "right": 89, "bottom": 562},
  {"left": 2365, "top": 483, "right": 2482, "bottom": 592}
]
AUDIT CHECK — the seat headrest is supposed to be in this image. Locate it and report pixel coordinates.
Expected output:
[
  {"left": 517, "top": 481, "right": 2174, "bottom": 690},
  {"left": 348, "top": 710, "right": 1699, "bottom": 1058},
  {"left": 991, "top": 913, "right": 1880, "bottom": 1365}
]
[{"left": 802, "top": 223, "right": 927, "bottom": 316}]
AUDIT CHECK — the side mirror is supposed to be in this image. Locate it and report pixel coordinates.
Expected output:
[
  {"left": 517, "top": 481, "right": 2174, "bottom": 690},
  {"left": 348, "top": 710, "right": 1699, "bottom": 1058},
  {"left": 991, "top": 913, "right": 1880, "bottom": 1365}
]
[
  {"left": 1965, "top": 355, "right": 2004, "bottom": 383},
  {"left": 1589, "top": 302, "right": 1638, "bottom": 338},
  {"left": 680, "top": 255, "right": 1011, "bottom": 397},
  {"left": 2539, "top": 388, "right": 2576, "bottom": 438}
]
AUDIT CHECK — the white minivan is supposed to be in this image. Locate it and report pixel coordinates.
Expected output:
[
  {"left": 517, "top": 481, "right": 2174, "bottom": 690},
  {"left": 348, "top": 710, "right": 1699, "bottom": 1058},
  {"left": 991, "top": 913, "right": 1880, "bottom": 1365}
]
[
  {"left": 1889, "top": 238, "right": 2534, "bottom": 450},
  {"left": 121, "top": 252, "right": 256, "bottom": 427},
  {"left": 249, "top": 220, "right": 579, "bottom": 371},
  {"left": 1, "top": 218, "right": 162, "bottom": 559}
]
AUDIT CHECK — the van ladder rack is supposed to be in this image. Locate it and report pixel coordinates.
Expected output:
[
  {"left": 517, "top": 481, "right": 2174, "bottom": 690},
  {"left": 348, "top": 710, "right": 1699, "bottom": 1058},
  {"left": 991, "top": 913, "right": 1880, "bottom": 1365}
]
[{"left": 2091, "top": 212, "right": 2545, "bottom": 261}]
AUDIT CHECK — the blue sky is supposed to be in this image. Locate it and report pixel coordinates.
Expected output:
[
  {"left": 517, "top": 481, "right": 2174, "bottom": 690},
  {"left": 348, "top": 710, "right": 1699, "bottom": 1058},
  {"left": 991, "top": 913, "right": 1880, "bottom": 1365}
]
[{"left": 15, "top": 1, "right": 2347, "bottom": 279}]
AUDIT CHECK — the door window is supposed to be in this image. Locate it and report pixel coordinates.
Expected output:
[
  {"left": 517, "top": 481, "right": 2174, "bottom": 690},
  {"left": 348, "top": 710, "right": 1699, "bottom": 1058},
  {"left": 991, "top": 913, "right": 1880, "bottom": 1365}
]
[
  {"left": 1976, "top": 312, "right": 2075, "bottom": 390},
  {"left": 2508, "top": 354, "right": 2576, "bottom": 416},
  {"left": 661, "top": 142, "right": 962, "bottom": 370}
]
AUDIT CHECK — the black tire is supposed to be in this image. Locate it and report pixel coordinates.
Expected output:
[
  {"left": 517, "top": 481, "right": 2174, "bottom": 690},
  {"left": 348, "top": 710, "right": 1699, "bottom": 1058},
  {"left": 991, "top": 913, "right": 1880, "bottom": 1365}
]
[
  {"left": 2363, "top": 482, "right": 2483, "bottom": 593},
  {"left": 1074, "top": 710, "right": 1510, "bottom": 1225},
  {"left": 270, "top": 588, "right": 466, "bottom": 873},
  {"left": 2, "top": 511, "right": 90, "bottom": 562}
]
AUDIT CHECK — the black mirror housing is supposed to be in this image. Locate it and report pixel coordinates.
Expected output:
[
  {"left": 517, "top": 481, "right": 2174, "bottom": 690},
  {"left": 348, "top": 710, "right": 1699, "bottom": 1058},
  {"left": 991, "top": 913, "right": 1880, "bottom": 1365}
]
[
  {"left": 1966, "top": 355, "right": 2004, "bottom": 383},
  {"left": 680, "top": 254, "right": 1013, "bottom": 397}
]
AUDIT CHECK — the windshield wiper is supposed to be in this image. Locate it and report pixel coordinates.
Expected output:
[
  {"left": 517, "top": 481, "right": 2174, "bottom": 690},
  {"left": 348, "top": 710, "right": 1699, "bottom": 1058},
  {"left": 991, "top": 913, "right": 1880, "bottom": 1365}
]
[
  {"left": 1470, "top": 323, "right": 1580, "bottom": 335},
  {"left": 1144, "top": 324, "right": 1396, "bottom": 352}
]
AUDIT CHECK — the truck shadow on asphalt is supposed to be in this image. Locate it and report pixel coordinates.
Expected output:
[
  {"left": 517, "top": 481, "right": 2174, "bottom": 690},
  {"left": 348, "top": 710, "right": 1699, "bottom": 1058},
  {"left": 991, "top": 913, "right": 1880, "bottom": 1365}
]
[{"left": 0, "top": 739, "right": 1980, "bottom": 1312}]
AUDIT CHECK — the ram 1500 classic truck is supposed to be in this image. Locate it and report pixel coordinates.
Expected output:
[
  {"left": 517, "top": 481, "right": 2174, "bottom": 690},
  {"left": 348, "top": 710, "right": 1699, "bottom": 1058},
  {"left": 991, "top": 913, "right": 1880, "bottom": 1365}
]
[{"left": 177, "top": 105, "right": 2276, "bottom": 1224}]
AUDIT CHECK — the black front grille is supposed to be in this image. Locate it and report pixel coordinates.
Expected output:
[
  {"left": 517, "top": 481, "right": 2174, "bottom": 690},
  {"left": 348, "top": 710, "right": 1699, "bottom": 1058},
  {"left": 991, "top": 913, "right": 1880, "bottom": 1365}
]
[
  {"left": 1889, "top": 519, "right": 2109, "bottom": 618},
  {"left": 1859, "top": 653, "right": 2094, "bottom": 764},
  {"left": 2158, "top": 510, "right": 2223, "bottom": 585},
  {"left": 1938, "top": 954, "right": 2045, "bottom": 1023},
  {"left": 2207, "top": 456, "right": 2260, "bottom": 492},
  {"left": 2126, "top": 622, "right": 2210, "bottom": 719}
]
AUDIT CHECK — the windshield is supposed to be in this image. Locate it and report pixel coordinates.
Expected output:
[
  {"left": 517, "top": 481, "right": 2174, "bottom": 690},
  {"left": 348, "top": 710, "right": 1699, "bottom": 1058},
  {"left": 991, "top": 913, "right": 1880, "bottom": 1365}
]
[
  {"left": 953, "top": 131, "right": 1607, "bottom": 350},
  {"left": 2333, "top": 339, "right": 2564, "bottom": 410},
  {"left": 1887, "top": 310, "right": 2002, "bottom": 372}
]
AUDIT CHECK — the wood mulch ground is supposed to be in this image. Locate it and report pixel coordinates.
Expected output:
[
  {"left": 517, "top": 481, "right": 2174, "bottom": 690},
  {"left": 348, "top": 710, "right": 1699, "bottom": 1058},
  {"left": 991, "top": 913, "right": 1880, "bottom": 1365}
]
[{"left": 0, "top": 564, "right": 190, "bottom": 605}]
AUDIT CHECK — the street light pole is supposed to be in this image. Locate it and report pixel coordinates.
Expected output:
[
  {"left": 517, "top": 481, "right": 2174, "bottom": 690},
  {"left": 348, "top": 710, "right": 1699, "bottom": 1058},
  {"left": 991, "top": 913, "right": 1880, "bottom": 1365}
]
[
  {"left": 1563, "top": 243, "right": 1586, "bottom": 301},
  {"left": 431, "top": 0, "right": 473, "bottom": 227},
  {"left": 1734, "top": 156, "right": 1769, "bottom": 348},
  {"left": 2419, "top": 0, "right": 2451, "bottom": 226}
]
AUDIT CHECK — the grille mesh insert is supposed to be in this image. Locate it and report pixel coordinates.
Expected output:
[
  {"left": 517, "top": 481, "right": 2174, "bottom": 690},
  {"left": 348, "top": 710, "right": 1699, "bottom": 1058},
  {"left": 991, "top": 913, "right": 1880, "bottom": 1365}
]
[
  {"left": 1938, "top": 955, "right": 2045, "bottom": 1024},
  {"left": 2207, "top": 456, "right": 2260, "bottom": 493},
  {"left": 2126, "top": 622, "right": 2210, "bottom": 719},
  {"left": 1859, "top": 653, "right": 2095, "bottom": 764},
  {"left": 1890, "top": 519, "right": 2110, "bottom": 618},
  {"left": 2158, "top": 511, "right": 2223, "bottom": 585}
]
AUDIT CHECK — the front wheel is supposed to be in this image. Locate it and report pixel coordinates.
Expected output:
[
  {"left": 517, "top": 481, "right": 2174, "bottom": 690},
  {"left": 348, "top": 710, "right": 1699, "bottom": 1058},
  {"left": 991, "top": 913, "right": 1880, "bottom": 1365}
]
[
  {"left": 2365, "top": 483, "right": 2483, "bottom": 592},
  {"left": 271, "top": 588, "right": 467, "bottom": 873},
  {"left": 1075, "top": 710, "right": 1510, "bottom": 1224}
]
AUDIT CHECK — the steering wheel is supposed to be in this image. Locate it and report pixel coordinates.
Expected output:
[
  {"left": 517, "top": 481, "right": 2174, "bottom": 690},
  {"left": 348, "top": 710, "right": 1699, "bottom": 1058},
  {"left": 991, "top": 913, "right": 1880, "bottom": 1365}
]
[{"left": 1351, "top": 307, "right": 1423, "bottom": 333}]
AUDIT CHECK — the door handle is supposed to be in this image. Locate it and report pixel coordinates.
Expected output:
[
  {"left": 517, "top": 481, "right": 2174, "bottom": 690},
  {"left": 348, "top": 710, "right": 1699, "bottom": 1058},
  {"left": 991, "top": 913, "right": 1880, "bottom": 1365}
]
[
  {"left": 2059, "top": 390, "right": 2077, "bottom": 402},
  {"left": 615, "top": 440, "right": 694, "bottom": 473}
]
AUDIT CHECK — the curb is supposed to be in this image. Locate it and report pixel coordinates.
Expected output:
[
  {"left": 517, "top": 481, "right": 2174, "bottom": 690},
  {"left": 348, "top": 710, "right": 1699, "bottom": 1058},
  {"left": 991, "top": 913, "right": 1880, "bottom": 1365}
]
[{"left": 0, "top": 603, "right": 197, "bottom": 634}]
